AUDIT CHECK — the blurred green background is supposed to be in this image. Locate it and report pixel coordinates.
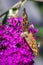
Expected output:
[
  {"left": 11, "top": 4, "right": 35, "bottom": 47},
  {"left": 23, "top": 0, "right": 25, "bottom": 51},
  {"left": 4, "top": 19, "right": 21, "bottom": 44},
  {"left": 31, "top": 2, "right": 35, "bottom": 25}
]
[{"left": 36, "top": 2, "right": 43, "bottom": 42}]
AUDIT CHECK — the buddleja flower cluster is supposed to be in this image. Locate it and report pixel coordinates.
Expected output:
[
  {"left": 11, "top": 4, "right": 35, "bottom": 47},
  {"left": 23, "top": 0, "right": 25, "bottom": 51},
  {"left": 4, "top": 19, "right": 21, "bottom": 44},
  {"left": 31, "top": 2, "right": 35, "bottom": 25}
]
[{"left": 0, "top": 17, "right": 34, "bottom": 65}]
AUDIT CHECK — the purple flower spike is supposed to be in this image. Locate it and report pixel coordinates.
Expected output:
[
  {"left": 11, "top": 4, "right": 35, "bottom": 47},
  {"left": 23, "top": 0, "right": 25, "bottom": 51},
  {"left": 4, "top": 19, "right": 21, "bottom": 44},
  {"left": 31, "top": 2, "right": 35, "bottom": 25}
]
[{"left": 0, "top": 17, "right": 34, "bottom": 65}]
